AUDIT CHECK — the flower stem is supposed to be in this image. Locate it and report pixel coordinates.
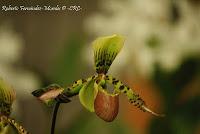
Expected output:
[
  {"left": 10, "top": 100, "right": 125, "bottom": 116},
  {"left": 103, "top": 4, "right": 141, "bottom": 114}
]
[{"left": 51, "top": 102, "right": 60, "bottom": 134}]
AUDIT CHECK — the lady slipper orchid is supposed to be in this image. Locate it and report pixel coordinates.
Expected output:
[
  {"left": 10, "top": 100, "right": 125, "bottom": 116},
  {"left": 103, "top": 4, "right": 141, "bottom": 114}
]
[{"left": 32, "top": 34, "right": 164, "bottom": 124}]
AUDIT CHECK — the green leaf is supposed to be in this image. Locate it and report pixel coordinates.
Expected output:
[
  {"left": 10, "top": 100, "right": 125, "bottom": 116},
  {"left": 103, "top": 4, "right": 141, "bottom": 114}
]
[
  {"left": 79, "top": 78, "right": 98, "bottom": 112},
  {"left": 93, "top": 34, "right": 125, "bottom": 74}
]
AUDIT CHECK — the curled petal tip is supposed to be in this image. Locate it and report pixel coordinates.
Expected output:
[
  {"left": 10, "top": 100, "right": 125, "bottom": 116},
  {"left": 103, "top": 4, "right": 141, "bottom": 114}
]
[{"left": 142, "top": 106, "right": 165, "bottom": 117}]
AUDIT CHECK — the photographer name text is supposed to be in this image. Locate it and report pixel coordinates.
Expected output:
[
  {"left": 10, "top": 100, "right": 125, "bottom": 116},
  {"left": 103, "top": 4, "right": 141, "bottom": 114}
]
[{"left": 2, "top": 5, "right": 82, "bottom": 12}]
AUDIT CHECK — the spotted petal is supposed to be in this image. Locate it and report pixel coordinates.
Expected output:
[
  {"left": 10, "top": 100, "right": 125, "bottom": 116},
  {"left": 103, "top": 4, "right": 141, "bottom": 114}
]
[
  {"left": 93, "top": 34, "right": 125, "bottom": 74},
  {"left": 0, "top": 115, "right": 29, "bottom": 134}
]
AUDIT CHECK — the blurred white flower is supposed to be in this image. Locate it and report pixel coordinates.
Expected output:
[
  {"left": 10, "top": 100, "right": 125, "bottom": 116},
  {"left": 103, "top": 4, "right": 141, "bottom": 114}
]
[
  {"left": 0, "top": 24, "right": 23, "bottom": 64},
  {"left": 0, "top": 23, "right": 40, "bottom": 98},
  {"left": 84, "top": 0, "right": 200, "bottom": 77}
]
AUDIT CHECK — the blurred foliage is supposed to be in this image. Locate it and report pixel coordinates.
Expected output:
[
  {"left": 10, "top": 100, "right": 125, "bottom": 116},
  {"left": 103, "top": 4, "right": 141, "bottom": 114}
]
[
  {"left": 50, "top": 35, "right": 86, "bottom": 85},
  {"left": 150, "top": 57, "right": 200, "bottom": 134},
  {"left": 146, "top": 35, "right": 161, "bottom": 49},
  {"left": 61, "top": 111, "right": 132, "bottom": 134}
]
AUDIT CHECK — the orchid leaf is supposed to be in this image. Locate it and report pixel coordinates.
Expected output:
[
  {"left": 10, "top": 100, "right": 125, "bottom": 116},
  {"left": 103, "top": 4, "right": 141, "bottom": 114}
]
[
  {"left": 79, "top": 78, "right": 98, "bottom": 112},
  {"left": 93, "top": 34, "right": 125, "bottom": 74}
]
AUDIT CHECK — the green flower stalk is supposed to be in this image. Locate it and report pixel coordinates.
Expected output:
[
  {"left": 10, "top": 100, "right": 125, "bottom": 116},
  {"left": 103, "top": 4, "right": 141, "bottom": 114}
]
[
  {"left": 32, "top": 34, "right": 164, "bottom": 133},
  {"left": 0, "top": 78, "right": 29, "bottom": 134}
]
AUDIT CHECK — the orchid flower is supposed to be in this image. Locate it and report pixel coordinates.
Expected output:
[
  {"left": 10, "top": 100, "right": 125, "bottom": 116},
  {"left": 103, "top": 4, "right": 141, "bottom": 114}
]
[
  {"left": 0, "top": 78, "right": 29, "bottom": 134},
  {"left": 32, "top": 35, "right": 164, "bottom": 133}
]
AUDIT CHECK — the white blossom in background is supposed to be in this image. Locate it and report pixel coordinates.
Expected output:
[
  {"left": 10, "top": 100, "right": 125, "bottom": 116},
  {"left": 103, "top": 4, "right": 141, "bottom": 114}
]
[
  {"left": 84, "top": 0, "right": 200, "bottom": 77},
  {"left": 0, "top": 23, "right": 40, "bottom": 98}
]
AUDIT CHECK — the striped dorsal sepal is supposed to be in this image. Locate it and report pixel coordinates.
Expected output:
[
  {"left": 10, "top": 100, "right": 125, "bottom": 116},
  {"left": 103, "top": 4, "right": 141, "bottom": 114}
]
[{"left": 93, "top": 34, "right": 125, "bottom": 74}]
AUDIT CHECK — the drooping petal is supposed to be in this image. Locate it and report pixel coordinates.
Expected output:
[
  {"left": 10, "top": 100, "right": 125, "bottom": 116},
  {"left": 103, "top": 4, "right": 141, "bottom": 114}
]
[
  {"left": 93, "top": 34, "right": 125, "bottom": 74},
  {"left": 79, "top": 78, "right": 98, "bottom": 112},
  {"left": 105, "top": 75, "right": 165, "bottom": 117},
  {"left": 61, "top": 78, "right": 90, "bottom": 97}
]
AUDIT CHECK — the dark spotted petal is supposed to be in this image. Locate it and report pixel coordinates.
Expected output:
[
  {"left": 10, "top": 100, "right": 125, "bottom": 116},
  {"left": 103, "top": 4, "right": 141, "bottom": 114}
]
[
  {"left": 0, "top": 115, "right": 30, "bottom": 134},
  {"left": 105, "top": 75, "right": 165, "bottom": 117}
]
